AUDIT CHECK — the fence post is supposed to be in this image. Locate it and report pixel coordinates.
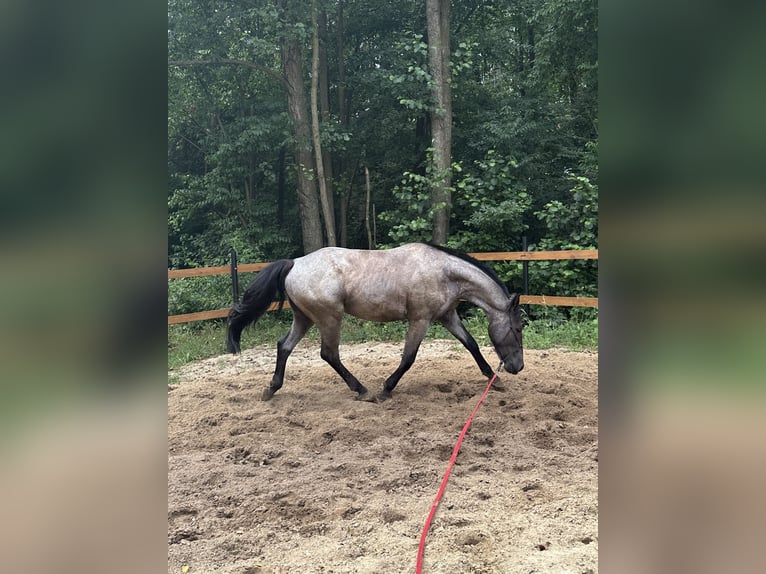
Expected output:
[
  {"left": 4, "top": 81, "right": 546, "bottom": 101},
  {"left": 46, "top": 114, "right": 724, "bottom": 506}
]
[
  {"left": 230, "top": 249, "right": 239, "bottom": 305},
  {"left": 522, "top": 236, "right": 530, "bottom": 317}
]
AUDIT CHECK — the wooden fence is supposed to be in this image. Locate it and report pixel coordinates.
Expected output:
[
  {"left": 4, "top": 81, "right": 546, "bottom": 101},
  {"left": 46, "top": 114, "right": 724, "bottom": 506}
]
[{"left": 168, "top": 249, "right": 598, "bottom": 325}]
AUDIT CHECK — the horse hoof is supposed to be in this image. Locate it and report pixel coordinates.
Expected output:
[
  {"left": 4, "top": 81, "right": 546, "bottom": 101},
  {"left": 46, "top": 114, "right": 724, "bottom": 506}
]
[
  {"left": 261, "top": 387, "right": 275, "bottom": 401},
  {"left": 376, "top": 391, "right": 392, "bottom": 403},
  {"left": 356, "top": 390, "right": 377, "bottom": 403}
]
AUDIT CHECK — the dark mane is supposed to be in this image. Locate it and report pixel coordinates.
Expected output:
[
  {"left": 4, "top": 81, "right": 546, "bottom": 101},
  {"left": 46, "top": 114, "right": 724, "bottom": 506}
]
[{"left": 425, "top": 243, "right": 510, "bottom": 297}]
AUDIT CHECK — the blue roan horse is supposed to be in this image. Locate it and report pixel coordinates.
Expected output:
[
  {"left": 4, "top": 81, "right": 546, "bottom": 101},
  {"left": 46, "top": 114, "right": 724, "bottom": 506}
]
[{"left": 227, "top": 243, "right": 524, "bottom": 402}]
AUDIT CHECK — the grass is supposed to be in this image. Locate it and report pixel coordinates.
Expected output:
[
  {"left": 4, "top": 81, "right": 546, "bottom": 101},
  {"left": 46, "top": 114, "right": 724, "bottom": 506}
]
[{"left": 168, "top": 308, "right": 598, "bottom": 371}]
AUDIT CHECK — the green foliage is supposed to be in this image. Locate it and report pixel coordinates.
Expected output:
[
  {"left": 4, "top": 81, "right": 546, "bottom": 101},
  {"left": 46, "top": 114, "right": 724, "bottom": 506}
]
[
  {"left": 536, "top": 175, "right": 597, "bottom": 248},
  {"left": 523, "top": 308, "right": 598, "bottom": 351},
  {"left": 449, "top": 150, "right": 531, "bottom": 252},
  {"left": 168, "top": 321, "right": 228, "bottom": 369},
  {"left": 451, "top": 41, "right": 478, "bottom": 78},
  {"left": 535, "top": 141, "right": 598, "bottom": 250},
  {"left": 388, "top": 33, "right": 433, "bottom": 112},
  {"left": 387, "top": 34, "right": 477, "bottom": 111},
  {"left": 529, "top": 141, "right": 598, "bottom": 297},
  {"left": 378, "top": 148, "right": 451, "bottom": 244},
  {"left": 168, "top": 275, "right": 232, "bottom": 317}
]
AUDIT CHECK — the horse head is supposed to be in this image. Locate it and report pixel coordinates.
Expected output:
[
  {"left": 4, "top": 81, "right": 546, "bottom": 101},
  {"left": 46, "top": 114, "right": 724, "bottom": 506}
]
[{"left": 488, "top": 293, "right": 525, "bottom": 374}]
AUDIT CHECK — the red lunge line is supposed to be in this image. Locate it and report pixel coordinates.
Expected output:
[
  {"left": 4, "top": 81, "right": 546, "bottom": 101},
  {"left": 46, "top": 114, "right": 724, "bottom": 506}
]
[{"left": 415, "top": 371, "right": 500, "bottom": 573}]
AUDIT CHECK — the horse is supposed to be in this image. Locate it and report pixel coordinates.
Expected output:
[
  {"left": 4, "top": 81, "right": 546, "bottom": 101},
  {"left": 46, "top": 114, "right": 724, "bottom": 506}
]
[{"left": 226, "top": 243, "right": 524, "bottom": 402}]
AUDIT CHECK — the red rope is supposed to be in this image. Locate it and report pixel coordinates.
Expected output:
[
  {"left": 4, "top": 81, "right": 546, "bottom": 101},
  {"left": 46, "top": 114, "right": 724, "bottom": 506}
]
[{"left": 415, "top": 370, "right": 500, "bottom": 573}]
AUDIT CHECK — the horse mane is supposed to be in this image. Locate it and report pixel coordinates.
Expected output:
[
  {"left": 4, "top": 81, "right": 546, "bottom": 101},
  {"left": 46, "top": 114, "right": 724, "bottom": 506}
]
[{"left": 424, "top": 243, "right": 510, "bottom": 297}]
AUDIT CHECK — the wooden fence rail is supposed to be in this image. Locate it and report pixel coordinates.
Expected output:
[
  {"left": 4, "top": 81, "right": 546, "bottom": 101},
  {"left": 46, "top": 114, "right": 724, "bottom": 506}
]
[
  {"left": 168, "top": 262, "right": 271, "bottom": 280},
  {"left": 168, "top": 249, "right": 598, "bottom": 324}
]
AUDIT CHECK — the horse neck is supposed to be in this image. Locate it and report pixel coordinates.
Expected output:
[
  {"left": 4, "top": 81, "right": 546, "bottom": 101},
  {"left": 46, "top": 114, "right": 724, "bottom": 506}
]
[{"left": 457, "top": 265, "right": 508, "bottom": 319}]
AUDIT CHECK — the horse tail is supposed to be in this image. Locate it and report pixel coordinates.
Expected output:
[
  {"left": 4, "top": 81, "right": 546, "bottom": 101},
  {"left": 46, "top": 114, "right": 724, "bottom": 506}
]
[{"left": 226, "top": 259, "right": 295, "bottom": 354}]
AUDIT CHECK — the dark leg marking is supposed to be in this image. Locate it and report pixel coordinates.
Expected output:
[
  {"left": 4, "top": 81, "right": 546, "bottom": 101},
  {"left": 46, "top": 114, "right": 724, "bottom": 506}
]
[
  {"left": 317, "top": 318, "right": 369, "bottom": 399},
  {"left": 439, "top": 309, "right": 494, "bottom": 378},
  {"left": 263, "top": 307, "right": 313, "bottom": 400},
  {"left": 378, "top": 319, "right": 430, "bottom": 401}
]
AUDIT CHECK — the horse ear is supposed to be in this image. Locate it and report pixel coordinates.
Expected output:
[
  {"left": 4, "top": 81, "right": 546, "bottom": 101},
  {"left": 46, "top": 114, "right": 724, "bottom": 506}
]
[{"left": 507, "top": 293, "right": 520, "bottom": 310}]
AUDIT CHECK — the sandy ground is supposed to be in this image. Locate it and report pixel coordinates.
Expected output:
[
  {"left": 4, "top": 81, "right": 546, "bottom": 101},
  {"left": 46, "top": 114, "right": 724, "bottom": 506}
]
[{"left": 168, "top": 340, "right": 598, "bottom": 573}]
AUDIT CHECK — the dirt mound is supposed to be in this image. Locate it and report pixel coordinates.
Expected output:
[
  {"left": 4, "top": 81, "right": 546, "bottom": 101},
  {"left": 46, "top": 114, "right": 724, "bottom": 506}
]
[{"left": 169, "top": 341, "right": 597, "bottom": 573}]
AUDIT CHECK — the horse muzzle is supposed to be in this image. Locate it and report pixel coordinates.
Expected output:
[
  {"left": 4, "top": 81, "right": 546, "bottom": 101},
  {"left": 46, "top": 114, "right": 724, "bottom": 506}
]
[{"left": 503, "top": 361, "right": 524, "bottom": 375}]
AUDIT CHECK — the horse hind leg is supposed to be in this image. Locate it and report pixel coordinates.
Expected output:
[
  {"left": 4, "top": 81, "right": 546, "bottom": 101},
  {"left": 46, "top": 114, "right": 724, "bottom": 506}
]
[
  {"left": 317, "top": 318, "right": 370, "bottom": 400},
  {"left": 263, "top": 307, "right": 313, "bottom": 401}
]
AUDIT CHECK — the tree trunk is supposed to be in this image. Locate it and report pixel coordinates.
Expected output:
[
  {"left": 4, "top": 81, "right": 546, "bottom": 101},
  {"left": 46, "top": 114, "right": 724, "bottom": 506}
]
[
  {"left": 336, "top": 1, "right": 347, "bottom": 127},
  {"left": 311, "top": 0, "right": 336, "bottom": 246},
  {"left": 319, "top": 8, "right": 335, "bottom": 237},
  {"left": 336, "top": 0, "right": 350, "bottom": 247},
  {"left": 277, "top": 146, "right": 286, "bottom": 224},
  {"left": 339, "top": 160, "right": 359, "bottom": 248},
  {"left": 281, "top": 20, "right": 323, "bottom": 253},
  {"left": 426, "top": 0, "right": 452, "bottom": 245},
  {"left": 339, "top": 183, "right": 349, "bottom": 247},
  {"left": 364, "top": 167, "right": 373, "bottom": 250}
]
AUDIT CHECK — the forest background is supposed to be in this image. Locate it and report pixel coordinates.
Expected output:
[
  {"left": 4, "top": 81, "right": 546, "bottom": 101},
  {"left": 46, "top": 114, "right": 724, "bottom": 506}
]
[{"left": 167, "top": 0, "right": 597, "bottom": 325}]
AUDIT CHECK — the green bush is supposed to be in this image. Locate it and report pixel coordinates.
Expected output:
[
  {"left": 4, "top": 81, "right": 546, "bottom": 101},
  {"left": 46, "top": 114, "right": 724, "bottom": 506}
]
[{"left": 168, "top": 275, "right": 232, "bottom": 317}]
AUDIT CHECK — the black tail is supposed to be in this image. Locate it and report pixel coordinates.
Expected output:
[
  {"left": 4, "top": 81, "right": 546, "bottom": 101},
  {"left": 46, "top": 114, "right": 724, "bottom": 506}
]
[{"left": 226, "top": 259, "right": 294, "bottom": 354}]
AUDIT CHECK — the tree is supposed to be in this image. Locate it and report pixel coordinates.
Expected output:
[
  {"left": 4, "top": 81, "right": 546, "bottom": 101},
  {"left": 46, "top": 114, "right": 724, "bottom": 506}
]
[
  {"left": 280, "top": 0, "right": 325, "bottom": 252},
  {"left": 310, "top": 0, "right": 336, "bottom": 246},
  {"left": 169, "top": 0, "right": 327, "bottom": 255},
  {"left": 426, "top": 0, "right": 452, "bottom": 245}
]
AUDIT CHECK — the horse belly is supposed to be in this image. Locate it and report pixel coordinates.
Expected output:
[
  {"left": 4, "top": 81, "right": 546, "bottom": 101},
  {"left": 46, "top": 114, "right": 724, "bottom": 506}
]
[{"left": 344, "top": 295, "right": 407, "bottom": 322}]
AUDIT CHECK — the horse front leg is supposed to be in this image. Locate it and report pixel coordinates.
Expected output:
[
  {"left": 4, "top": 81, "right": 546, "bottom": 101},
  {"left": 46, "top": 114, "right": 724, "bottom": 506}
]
[
  {"left": 378, "top": 319, "right": 430, "bottom": 402},
  {"left": 438, "top": 309, "right": 494, "bottom": 378}
]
